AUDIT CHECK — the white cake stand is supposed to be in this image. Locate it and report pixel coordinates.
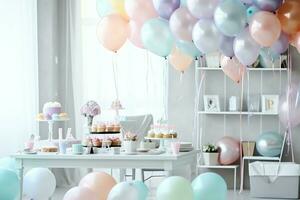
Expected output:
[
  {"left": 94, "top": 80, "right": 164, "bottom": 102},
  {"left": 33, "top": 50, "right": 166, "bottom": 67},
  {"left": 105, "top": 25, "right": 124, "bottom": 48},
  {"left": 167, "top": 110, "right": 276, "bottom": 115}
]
[{"left": 37, "top": 118, "right": 69, "bottom": 141}]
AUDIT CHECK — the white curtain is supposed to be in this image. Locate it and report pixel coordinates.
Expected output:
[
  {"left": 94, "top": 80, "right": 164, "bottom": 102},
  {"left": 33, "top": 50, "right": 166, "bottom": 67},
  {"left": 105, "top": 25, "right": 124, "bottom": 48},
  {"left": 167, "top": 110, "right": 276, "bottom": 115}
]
[{"left": 0, "top": 0, "right": 38, "bottom": 156}]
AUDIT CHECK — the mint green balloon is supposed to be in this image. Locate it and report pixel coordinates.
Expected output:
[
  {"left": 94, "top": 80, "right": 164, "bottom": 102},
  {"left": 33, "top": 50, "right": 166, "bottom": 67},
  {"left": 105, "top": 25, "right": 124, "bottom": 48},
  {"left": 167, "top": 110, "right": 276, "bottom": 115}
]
[
  {"left": 0, "top": 157, "right": 17, "bottom": 173},
  {"left": 181, "top": 0, "right": 187, "bottom": 6},
  {"left": 157, "top": 176, "right": 193, "bottom": 200},
  {"left": 0, "top": 168, "right": 20, "bottom": 200},
  {"left": 131, "top": 181, "right": 149, "bottom": 200},
  {"left": 141, "top": 18, "right": 174, "bottom": 58},
  {"left": 176, "top": 40, "right": 203, "bottom": 59},
  {"left": 96, "top": 0, "right": 112, "bottom": 17},
  {"left": 192, "top": 172, "right": 227, "bottom": 200}
]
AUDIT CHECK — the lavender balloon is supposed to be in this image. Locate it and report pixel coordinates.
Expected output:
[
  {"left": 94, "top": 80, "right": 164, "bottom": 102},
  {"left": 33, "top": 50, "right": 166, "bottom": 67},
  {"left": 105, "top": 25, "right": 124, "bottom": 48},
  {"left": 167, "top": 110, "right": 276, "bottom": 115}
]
[
  {"left": 186, "top": 0, "right": 219, "bottom": 19},
  {"left": 192, "top": 19, "right": 221, "bottom": 54},
  {"left": 217, "top": 136, "right": 240, "bottom": 165},
  {"left": 253, "top": 0, "right": 282, "bottom": 12},
  {"left": 234, "top": 28, "right": 260, "bottom": 66},
  {"left": 219, "top": 35, "right": 235, "bottom": 57},
  {"left": 153, "top": 0, "right": 180, "bottom": 20},
  {"left": 270, "top": 32, "right": 289, "bottom": 55},
  {"left": 279, "top": 82, "right": 300, "bottom": 128}
]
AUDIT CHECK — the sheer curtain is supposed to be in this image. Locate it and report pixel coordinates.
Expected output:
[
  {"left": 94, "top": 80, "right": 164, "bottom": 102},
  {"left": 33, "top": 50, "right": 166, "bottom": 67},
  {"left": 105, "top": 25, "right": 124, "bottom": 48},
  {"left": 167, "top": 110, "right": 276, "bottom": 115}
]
[
  {"left": 80, "top": 0, "right": 166, "bottom": 125},
  {"left": 0, "top": 0, "right": 38, "bottom": 156}
]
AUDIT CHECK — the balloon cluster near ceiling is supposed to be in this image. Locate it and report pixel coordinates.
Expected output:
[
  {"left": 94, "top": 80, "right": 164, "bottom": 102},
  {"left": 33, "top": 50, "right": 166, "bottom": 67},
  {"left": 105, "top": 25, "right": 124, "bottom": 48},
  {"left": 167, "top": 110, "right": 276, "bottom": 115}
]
[{"left": 96, "top": 0, "right": 300, "bottom": 73}]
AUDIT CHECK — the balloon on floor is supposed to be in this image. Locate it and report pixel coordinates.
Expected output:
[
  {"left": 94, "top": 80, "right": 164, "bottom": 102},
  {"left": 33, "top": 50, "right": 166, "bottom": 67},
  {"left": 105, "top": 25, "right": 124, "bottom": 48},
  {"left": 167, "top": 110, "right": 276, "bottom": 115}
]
[
  {"left": 0, "top": 157, "right": 17, "bottom": 172},
  {"left": 0, "top": 168, "right": 20, "bottom": 200},
  {"left": 24, "top": 168, "right": 56, "bottom": 200},
  {"left": 107, "top": 181, "right": 139, "bottom": 200},
  {"left": 79, "top": 172, "right": 117, "bottom": 200},
  {"left": 192, "top": 172, "right": 227, "bottom": 200},
  {"left": 131, "top": 180, "right": 149, "bottom": 200},
  {"left": 217, "top": 136, "right": 240, "bottom": 165},
  {"left": 156, "top": 176, "right": 193, "bottom": 200},
  {"left": 256, "top": 131, "right": 283, "bottom": 157},
  {"left": 63, "top": 186, "right": 98, "bottom": 200}
]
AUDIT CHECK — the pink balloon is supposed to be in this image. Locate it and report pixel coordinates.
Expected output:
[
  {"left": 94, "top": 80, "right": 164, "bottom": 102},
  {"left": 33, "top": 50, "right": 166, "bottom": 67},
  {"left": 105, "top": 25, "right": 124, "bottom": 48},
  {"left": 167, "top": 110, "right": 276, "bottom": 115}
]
[
  {"left": 221, "top": 55, "right": 246, "bottom": 84},
  {"left": 79, "top": 172, "right": 117, "bottom": 200},
  {"left": 169, "top": 7, "right": 197, "bottom": 41},
  {"left": 63, "top": 187, "right": 98, "bottom": 200},
  {"left": 96, "top": 14, "right": 129, "bottom": 52},
  {"left": 125, "top": 0, "right": 158, "bottom": 23},
  {"left": 249, "top": 11, "right": 281, "bottom": 47},
  {"left": 129, "top": 21, "right": 144, "bottom": 48},
  {"left": 217, "top": 136, "right": 240, "bottom": 165}
]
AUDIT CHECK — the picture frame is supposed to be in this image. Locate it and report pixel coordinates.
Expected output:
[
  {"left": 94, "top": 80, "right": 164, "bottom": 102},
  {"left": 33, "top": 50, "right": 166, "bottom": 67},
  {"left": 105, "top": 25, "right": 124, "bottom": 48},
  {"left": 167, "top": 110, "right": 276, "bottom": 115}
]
[
  {"left": 204, "top": 95, "right": 220, "bottom": 112},
  {"left": 261, "top": 95, "right": 279, "bottom": 114}
]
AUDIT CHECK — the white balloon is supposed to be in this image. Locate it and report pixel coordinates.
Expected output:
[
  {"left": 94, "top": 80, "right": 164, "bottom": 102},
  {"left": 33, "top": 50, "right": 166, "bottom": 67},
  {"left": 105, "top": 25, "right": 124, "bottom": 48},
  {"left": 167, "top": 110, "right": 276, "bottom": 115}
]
[
  {"left": 24, "top": 168, "right": 56, "bottom": 200},
  {"left": 192, "top": 19, "right": 221, "bottom": 54},
  {"left": 108, "top": 182, "right": 139, "bottom": 200}
]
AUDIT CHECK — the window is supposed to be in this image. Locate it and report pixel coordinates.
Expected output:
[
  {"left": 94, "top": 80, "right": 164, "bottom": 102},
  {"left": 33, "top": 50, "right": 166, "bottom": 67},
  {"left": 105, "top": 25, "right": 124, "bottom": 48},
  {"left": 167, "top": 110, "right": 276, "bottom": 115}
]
[{"left": 80, "top": 0, "right": 166, "bottom": 121}]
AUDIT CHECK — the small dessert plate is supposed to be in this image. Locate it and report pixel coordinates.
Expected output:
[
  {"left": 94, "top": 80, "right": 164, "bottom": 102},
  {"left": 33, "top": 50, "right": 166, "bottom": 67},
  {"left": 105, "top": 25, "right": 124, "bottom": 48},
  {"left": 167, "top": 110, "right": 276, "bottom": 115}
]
[{"left": 136, "top": 148, "right": 150, "bottom": 153}]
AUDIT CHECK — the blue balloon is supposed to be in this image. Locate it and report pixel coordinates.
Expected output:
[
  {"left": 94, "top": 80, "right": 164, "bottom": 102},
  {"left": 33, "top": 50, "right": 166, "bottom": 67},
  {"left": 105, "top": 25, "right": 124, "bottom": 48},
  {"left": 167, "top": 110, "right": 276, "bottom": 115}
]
[
  {"left": 0, "top": 168, "right": 20, "bottom": 200},
  {"left": 0, "top": 157, "right": 17, "bottom": 173},
  {"left": 214, "top": 0, "right": 247, "bottom": 37},
  {"left": 180, "top": 0, "right": 187, "bottom": 6},
  {"left": 247, "top": 5, "right": 260, "bottom": 22},
  {"left": 131, "top": 181, "right": 149, "bottom": 200},
  {"left": 176, "top": 40, "right": 203, "bottom": 58},
  {"left": 192, "top": 172, "right": 227, "bottom": 200},
  {"left": 96, "top": 0, "right": 112, "bottom": 17},
  {"left": 141, "top": 18, "right": 174, "bottom": 57},
  {"left": 256, "top": 131, "right": 283, "bottom": 157},
  {"left": 253, "top": 0, "right": 282, "bottom": 12},
  {"left": 260, "top": 47, "right": 280, "bottom": 61}
]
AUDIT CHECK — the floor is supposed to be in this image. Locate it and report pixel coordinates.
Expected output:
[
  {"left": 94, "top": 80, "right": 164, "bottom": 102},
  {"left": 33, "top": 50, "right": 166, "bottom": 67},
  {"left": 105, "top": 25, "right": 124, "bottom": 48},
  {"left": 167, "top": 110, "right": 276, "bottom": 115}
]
[{"left": 52, "top": 187, "right": 296, "bottom": 200}]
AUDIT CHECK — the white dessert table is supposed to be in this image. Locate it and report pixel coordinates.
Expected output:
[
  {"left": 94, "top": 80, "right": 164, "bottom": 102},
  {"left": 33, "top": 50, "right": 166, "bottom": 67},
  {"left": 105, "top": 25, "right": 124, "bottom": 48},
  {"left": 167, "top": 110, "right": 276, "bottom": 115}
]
[{"left": 12, "top": 150, "right": 198, "bottom": 200}]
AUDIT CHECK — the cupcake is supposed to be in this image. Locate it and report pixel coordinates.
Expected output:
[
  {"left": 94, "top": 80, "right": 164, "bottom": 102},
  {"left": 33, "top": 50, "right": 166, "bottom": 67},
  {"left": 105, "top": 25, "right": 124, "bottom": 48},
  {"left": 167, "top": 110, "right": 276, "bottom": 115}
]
[
  {"left": 147, "top": 130, "right": 155, "bottom": 138},
  {"left": 91, "top": 125, "right": 97, "bottom": 133},
  {"left": 82, "top": 137, "right": 92, "bottom": 146},
  {"left": 163, "top": 133, "right": 172, "bottom": 138},
  {"left": 106, "top": 123, "right": 114, "bottom": 132},
  {"left": 113, "top": 123, "right": 121, "bottom": 132},
  {"left": 111, "top": 137, "right": 121, "bottom": 146},
  {"left": 92, "top": 138, "right": 102, "bottom": 147},
  {"left": 170, "top": 132, "right": 178, "bottom": 138},
  {"left": 97, "top": 124, "right": 106, "bottom": 132}
]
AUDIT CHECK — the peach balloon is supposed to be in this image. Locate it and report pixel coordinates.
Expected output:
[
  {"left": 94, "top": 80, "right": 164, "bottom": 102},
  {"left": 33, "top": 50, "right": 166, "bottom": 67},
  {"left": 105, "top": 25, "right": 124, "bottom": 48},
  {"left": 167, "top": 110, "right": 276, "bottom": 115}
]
[
  {"left": 249, "top": 11, "right": 281, "bottom": 47},
  {"left": 294, "top": 32, "right": 300, "bottom": 53},
  {"left": 125, "top": 0, "right": 158, "bottom": 23},
  {"left": 289, "top": 33, "right": 298, "bottom": 47},
  {"left": 109, "top": 0, "right": 129, "bottom": 21},
  {"left": 79, "top": 172, "right": 117, "bottom": 200},
  {"left": 277, "top": 0, "right": 300, "bottom": 34},
  {"left": 128, "top": 20, "right": 144, "bottom": 48},
  {"left": 221, "top": 55, "right": 246, "bottom": 84},
  {"left": 96, "top": 14, "right": 129, "bottom": 52},
  {"left": 169, "top": 47, "right": 193, "bottom": 72}
]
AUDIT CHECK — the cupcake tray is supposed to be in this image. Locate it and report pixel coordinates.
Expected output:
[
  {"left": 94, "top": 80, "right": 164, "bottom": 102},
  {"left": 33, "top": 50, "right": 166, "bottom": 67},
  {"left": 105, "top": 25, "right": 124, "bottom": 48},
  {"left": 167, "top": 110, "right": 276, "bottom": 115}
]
[
  {"left": 83, "top": 145, "right": 121, "bottom": 148},
  {"left": 90, "top": 131, "right": 120, "bottom": 134}
]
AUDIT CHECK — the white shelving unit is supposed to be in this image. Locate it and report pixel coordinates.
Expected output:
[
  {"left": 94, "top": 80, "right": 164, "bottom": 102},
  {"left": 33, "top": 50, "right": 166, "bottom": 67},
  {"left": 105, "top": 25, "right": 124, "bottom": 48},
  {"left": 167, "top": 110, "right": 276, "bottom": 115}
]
[
  {"left": 196, "top": 67, "right": 288, "bottom": 71},
  {"left": 198, "top": 111, "right": 278, "bottom": 115}
]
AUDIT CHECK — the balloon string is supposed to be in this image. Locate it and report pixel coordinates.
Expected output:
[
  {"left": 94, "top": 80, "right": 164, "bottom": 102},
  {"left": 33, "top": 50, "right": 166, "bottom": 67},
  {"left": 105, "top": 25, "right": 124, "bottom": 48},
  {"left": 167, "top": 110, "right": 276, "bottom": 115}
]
[
  {"left": 278, "top": 56, "right": 282, "bottom": 133},
  {"left": 247, "top": 70, "right": 251, "bottom": 127},
  {"left": 260, "top": 71, "right": 263, "bottom": 133},
  {"left": 112, "top": 52, "right": 119, "bottom": 100},
  {"left": 163, "top": 58, "right": 169, "bottom": 121},
  {"left": 145, "top": 50, "right": 150, "bottom": 96},
  {"left": 223, "top": 71, "right": 227, "bottom": 136}
]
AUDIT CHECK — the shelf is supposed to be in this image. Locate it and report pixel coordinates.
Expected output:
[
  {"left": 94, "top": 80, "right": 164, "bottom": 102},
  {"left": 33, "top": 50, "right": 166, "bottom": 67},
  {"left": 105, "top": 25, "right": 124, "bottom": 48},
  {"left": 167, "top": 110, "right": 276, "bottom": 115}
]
[
  {"left": 90, "top": 131, "right": 120, "bottom": 135},
  {"left": 198, "top": 111, "right": 278, "bottom": 116},
  {"left": 243, "top": 156, "right": 280, "bottom": 161},
  {"left": 196, "top": 67, "right": 288, "bottom": 71},
  {"left": 198, "top": 165, "right": 239, "bottom": 169}
]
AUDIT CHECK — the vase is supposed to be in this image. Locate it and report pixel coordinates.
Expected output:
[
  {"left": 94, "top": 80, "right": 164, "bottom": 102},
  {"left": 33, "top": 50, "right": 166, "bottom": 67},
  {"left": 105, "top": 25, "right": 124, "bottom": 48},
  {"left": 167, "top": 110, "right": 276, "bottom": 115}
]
[
  {"left": 123, "top": 141, "right": 138, "bottom": 153},
  {"left": 203, "top": 152, "right": 219, "bottom": 166}
]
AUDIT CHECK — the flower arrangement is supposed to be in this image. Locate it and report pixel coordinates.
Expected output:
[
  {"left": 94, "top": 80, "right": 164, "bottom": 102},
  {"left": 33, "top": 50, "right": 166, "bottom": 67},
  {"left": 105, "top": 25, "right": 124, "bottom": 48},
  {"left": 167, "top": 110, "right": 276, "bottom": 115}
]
[
  {"left": 124, "top": 132, "right": 138, "bottom": 141},
  {"left": 80, "top": 101, "right": 100, "bottom": 127},
  {"left": 202, "top": 144, "right": 218, "bottom": 153}
]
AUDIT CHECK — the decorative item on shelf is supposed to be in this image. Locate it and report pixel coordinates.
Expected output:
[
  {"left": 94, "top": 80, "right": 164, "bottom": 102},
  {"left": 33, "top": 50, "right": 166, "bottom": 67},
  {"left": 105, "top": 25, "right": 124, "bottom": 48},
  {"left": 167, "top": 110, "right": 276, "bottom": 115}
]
[
  {"left": 80, "top": 100, "right": 101, "bottom": 128},
  {"left": 217, "top": 136, "right": 240, "bottom": 165},
  {"left": 205, "top": 52, "right": 221, "bottom": 68},
  {"left": 229, "top": 96, "right": 240, "bottom": 112},
  {"left": 256, "top": 131, "right": 283, "bottom": 157},
  {"left": 204, "top": 95, "right": 220, "bottom": 112},
  {"left": 242, "top": 141, "right": 255, "bottom": 157},
  {"left": 248, "top": 94, "right": 260, "bottom": 112},
  {"left": 261, "top": 95, "right": 279, "bottom": 114},
  {"left": 123, "top": 132, "right": 138, "bottom": 153},
  {"left": 202, "top": 144, "right": 219, "bottom": 166}
]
